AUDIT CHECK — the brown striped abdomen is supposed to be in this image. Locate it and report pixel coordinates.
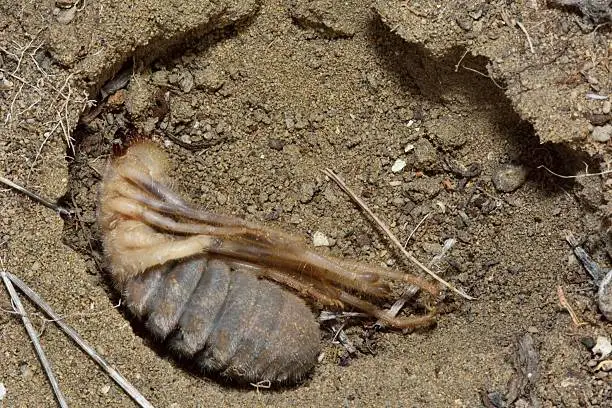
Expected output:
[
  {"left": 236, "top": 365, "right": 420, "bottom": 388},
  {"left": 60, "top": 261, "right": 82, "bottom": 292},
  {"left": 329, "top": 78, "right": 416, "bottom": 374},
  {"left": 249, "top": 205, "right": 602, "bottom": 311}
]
[{"left": 123, "top": 256, "right": 321, "bottom": 384}]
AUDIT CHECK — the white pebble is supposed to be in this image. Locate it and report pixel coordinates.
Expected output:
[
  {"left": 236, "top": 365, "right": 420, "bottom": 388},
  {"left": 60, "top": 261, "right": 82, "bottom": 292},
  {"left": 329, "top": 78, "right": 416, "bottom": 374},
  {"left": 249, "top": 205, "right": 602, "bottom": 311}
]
[
  {"left": 391, "top": 159, "right": 406, "bottom": 173},
  {"left": 591, "top": 125, "right": 612, "bottom": 143},
  {"left": 0, "top": 383, "right": 6, "bottom": 400},
  {"left": 312, "top": 231, "right": 330, "bottom": 247},
  {"left": 0, "top": 74, "right": 13, "bottom": 90},
  {"left": 592, "top": 336, "right": 612, "bottom": 359},
  {"left": 100, "top": 384, "right": 111, "bottom": 395}
]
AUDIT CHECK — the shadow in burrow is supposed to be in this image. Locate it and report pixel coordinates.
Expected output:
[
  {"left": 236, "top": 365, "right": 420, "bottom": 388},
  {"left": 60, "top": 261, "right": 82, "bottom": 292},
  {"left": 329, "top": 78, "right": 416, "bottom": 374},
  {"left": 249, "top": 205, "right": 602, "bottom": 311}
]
[{"left": 365, "top": 16, "right": 598, "bottom": 197}]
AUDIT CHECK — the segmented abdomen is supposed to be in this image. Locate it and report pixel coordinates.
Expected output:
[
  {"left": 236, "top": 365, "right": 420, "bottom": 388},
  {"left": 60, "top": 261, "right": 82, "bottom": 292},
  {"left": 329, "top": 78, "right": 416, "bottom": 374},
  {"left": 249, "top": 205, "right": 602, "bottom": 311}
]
[{"left": 122, "top": 256, "right": 321, "bottom": 384}]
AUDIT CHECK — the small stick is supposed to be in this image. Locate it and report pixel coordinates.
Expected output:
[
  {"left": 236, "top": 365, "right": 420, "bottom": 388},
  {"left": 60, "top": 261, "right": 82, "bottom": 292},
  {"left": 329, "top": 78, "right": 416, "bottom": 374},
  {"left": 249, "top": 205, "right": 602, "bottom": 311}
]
[
  {"left": 318, "top": 311, "right": 369, "bottom": 322},
  {"left": 377, "top": 238, "right": 457, "bottom": 328},
  {"left": 403, "top": 212, "right": 431, "bottom": 248},
  {"left": 377, "top": 213, "right": 434, "bottom": 328},
  {"left": 538, "top": 165, "right": 612, "bottom": 179},
  {"left": 0, "top": 176, "right": 72, "bottom": 217},
  {"left": 565, "top": 231, "right": 607, "bottom": 283},
  {"left": 323, "top": 168, "right": 474, "bottom": 300},
  {"left": 1, "top": 271, "right": 68, "bottom": 408},
  {"left": 430, "top": 238, "right": 456, "bottom": 268},
  {"left": 6, "top": 272, "right": 154, "bottom": 408},
  {"left": 515, "top": 21, "right": 535, "bottom": 54},
  {"left": 461, "top": 66, "right": 505, "bottom": 89},
  {"left": 454, "top": 50, "right": 469, "bottom": 72},
  {"left": 249, "top": 379, "right": 271, "bottom": 393},
  {"left": 557, "top": 286, "right": 586, "bottom": 328},
  {"left": 331, "top": 323, "right": 357, "bottom": 355}
]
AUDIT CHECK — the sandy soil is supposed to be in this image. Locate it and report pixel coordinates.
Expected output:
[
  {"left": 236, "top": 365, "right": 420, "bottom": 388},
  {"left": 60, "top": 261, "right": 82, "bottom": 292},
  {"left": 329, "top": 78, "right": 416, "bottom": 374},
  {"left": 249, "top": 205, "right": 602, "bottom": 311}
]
[{"left": 1, "top": 0, "right": 611, "bottom": 407}]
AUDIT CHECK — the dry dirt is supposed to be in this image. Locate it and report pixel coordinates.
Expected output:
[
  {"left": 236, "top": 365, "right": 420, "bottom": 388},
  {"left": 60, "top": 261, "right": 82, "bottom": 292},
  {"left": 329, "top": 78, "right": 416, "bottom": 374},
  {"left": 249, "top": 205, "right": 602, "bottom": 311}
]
[{"left": 1, "top": 0, "right": 611, "bottom": 407}]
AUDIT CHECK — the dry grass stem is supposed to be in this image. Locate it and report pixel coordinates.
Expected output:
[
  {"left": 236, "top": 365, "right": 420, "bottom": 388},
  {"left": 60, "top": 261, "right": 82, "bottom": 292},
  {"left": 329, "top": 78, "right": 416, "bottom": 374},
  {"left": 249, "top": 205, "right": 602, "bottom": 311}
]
[
  {"left": 318, "top": 311, "right": 369, "bottom": 322},
  {"left": 0, "top": 270, "right": 68, "bottom": 408},
  {"left": 557, "top": 286, "right": 587, "bottom": 328},
  {"left": 404, "top": 212, "right": 431, "bottom": 248},
  {"left": 0, "top": 175, "right": 72, "bottom": 216},
  {"left": 331, "top": 323, "right": 357, "bottom": 354},
  {"left": 454, "top": 49, "right": 469, "bottom": 72},
  {"left": 323, "top": 168, "right": 475, "bottom": 300},
  {"left": 461, "top": 66, "right": 505, "bottom": 89},
  {"left": 6, "top": 272, "right": 154, "bottom": 408},
  {"left": 516, "top": 21, "right": 535, "bottom": 54},
  {"left": 538, "top": 165, "right": 612, "bottom": 179},
  {"left": 565, "top": 231, "right": 607, "bottom": 282},
  {"left": 378, "top": 238, "right": 457, "bottom": 328}
]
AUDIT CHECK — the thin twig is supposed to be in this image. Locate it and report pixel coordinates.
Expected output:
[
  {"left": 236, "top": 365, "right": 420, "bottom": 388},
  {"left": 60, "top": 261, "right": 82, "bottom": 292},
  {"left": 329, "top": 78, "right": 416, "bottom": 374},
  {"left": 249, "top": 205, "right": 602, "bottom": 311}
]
[
  {"left": 565, "top": 231, "right": 608, "bottom": 284},
  {"left": 538, "top": 165, "right": 612, "bottom": 179},
  {"left": 557, "top": 286, "right": 587, "bottom": 328},
  {"left": 0, "top": 175, "right": 72, "bottom": 217},
  {"left": 323, "top": 168, "right": 474, "bottom": 300},
  {"left": 376, "top": 213, "right": 434, "bottom": 328},
  {"left": 404, "top": 213, "right": 431, "bottom": 248},
  {"left": 249, "top": 380, "right": 271, "bottom": 393},
  {"left": 516, "top": 21, "right": 535, "bottom": 54},
  {"left": 28, "top": 122, "right": 61, "bottom": 182},
  {"left": 377, "top": 238, "right": 457, "bottom": 328},
  {"left": 461, "top": 66, "right": 504, "bottom": 89},
  {"left": 6, "top": 272, "right": 154, "bottom": 408},
  {"left": 454, "top": 50, "right": 469, "bottom": 72},
  {"left": 0, "top": 68, "right": 43, "bottom": 93},
  {"left": 430, "top": 238, "right": 456, "bottom": 267},
  {"left": 331, "top": 323, "right": 357, "bottom": 354},
  {"left": 318, "top": 311, "right": 369, "bottom": 322},
  {"left": 1, "top": 271, "right": 68, "bottom": 408}
]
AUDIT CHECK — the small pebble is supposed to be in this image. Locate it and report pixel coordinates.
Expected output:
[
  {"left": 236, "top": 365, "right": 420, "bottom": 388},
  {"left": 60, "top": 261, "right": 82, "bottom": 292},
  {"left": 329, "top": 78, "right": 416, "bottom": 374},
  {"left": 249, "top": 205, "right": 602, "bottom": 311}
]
[
  {"left": 193, "top": 68, "right": 224, "bottom": 92},
  {"left": 592, "top": 336, "right": 612, "bottom": 359},
  {"left": 596, "top": 360, "right": 612, "bottom": 372},
  {"left": 391, "top": 159, "right": 406, "bottom": 173},
  {"left": 581, "top": 336, "right": 596, "bottom": 350},
  {"left": 603, "top": 100, "right": 611, "bottom": 114},
  {"left": 268, "top": 138, "right": 285, "bottom": 151},
  {"left": 107, "top": 90, "right": 126, "bottom": 110},
  {"left": 492, "top": 163, "right": 528, "bottom": 192},
  {"left": 19, "top": 363, "right": 33, "bottom": 378},
  {"left": 100, "top": 384, "right": 111, "bottom": 395},
  {"left": 313, "top": 231, "right": 330, "bottom": 247},
  {"left": 599, "top": 270, "right": 612, "bottom": 321},
  {"left": 215, "top": 192, "right": 227, "bottom": 205},
  {"left": 0, "top": 383, "right": 5, "bottom": 400},
  {"left": 0, "top": 73, "right": 13, "bottom": 90},
  {"left": 591, "top": 124, "right": 612, "bottom": 142},
  {"left": 300, "top": 183, "right": 315, "bottom": 204},
  {"left": 178, "top": 72, "right": 194, "bottom": 93},
  {"left": 587, "top": 359, "right": 599, "bottom": 368},
  {"left": 55, "top": 6, "right": 76, "bottom": 24},
  {"left": 456, "top": 14, "right": 473, "bottom": 31},
  {"left": 414, "top": 138, "right": 438, "bottom": 170}
]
